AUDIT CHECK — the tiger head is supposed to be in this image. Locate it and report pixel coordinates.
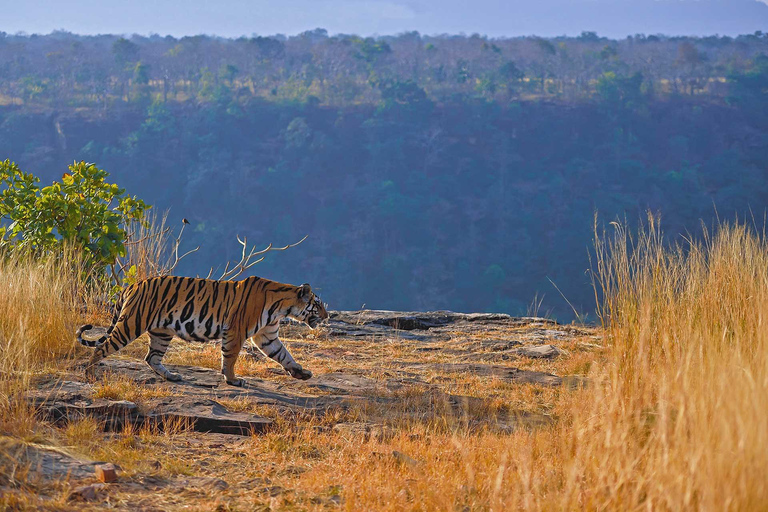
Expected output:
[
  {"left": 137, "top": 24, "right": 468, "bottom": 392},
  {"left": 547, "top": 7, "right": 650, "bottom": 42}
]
[{"left": 291, "top": 283, "right": 329, "bottom": 328}]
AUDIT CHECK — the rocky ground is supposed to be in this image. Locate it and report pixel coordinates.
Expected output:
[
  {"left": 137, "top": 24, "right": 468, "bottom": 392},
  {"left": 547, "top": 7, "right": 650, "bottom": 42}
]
[{"left": 6, "top": 310, "right": 601, "bottom": 510}]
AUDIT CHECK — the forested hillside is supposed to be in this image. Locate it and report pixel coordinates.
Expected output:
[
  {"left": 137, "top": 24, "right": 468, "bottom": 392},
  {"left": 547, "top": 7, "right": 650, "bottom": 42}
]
[{"left": 1, "top": 30, "right": 767, "bottom": 319}]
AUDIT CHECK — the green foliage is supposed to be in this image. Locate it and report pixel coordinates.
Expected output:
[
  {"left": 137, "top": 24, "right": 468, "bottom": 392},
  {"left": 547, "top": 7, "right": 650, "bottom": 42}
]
[
  {"left": 534, "top": 38, "right": 557, "bottom": 56},
  {"left": 596, "top": 72, "right": 645, "bottom": 109},
  {"left": 112, "top": 37, "right": 139, "bottom": 68},
  {"left": 219, "top": 63, "right": 238, "bottom": 83},
  {"left": 499, "top": 61, "right": 524, "bottom": 82},
  {"left": 0, "top": 160, "right": 149, "bottom": 274},
  {"left": 377, "top": 80, "right": 432, "bottom": 116},
  {"left": 676, "top": 42, "right": 705, "bottom": 68},
  {"left": 600, "top": 45, "right": 619, "bottom": 61},
  {"left": 577, "top": 31, "right": 602, "bottom": 42},
  {"left": 248, "top": 36, "right": 284, "bottom": 60},
  {"left": 354, "top": 37, "right": 392, "bottom": 64},
  {"left": 20, "top": 76, "right": 48, "bottom": 103},
  {"left": 727, "top": 54, "right": 768, "bottom": 108},
  {"left": 133, "top": 62, "right": 150, "bottom": 85}
]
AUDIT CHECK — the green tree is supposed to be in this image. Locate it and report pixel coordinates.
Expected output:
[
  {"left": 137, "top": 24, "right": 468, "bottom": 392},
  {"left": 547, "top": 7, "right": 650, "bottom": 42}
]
[
  {"left": 499, "top": 61, "right": 525, "bottom": 100},
  {"left": 354, "top": 37, "right": 392, "bottom": 65},
  {"left": 0, "top": 160, "right": 149, "bottom": 276},
  {"left": 219, "top": 63, "right": 238, "bottom": 85},
  {"left": 131, "top": 61, "right": 151, "bottom": 104},
  {"left": 595, "top": 71, "right": 644, "bottom": 109},
  {"left": 112, "top": 37, "right": 139, "bottom": 68},
  {"left": 727, "top": 54, "right": 768, "bottom": 128}
]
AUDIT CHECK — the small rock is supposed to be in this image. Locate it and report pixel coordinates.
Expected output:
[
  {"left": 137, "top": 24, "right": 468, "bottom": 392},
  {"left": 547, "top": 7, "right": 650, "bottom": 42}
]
[
  {"left": 311, "top": 493, "right": 343, "bottom": 506},
  {"left": 69, "top": 483, "right": 107, "bottom": 502},
  {"left": 515, "top": 344, "right": 561, "bottom": 359},
  {"left": 203, "top": 478, "right": 229, "bottom": 491},
  {"left": 95, "top": 463, "right": 118, "bottom": 483},
  {"left": 392, "top": 450, "right": 422, "bottom": 468},
  {"left": 255, "top": 485, "right": 286, "bottom": 497},
  {"left": 332, "top": 422, "right": 394, "bottom": 442},
  {"left": 181, "top": 476, "right": 229, "bottom": 491},
  {"left": 140, "top": 475, "right": 168, "bottom": 490},
  {"left": 278, "top": 465, "right": 308, "bottom": 476},
  {"left": 240, "top": 477, "right": 271, "bottom": 490}
]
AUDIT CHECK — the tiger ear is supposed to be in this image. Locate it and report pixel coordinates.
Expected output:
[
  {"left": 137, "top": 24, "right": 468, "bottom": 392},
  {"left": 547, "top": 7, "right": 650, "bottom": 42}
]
[{"left": 298, "top": 283, "right": 312, "bottom": 302}]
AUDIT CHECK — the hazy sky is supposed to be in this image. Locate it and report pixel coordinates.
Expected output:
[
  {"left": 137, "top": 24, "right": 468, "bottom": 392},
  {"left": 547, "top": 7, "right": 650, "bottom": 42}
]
[{"left": 2, "top": 0, "right": 768, "bottom": 39}]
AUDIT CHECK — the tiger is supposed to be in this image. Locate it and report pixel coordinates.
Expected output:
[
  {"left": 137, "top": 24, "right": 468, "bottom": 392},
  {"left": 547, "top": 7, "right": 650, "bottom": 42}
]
[{"left": 76, "top": 276, "right": 328, "bottom": 386}]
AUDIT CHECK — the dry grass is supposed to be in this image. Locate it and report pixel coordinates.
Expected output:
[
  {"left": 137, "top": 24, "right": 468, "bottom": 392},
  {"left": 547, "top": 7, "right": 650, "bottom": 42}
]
[
  {"left": 92, "top": 374, "right": 181, "bottom": 407},
  {"left": 0, "top": 252, "right": 99, "bottom": 508},
  {"left": 562, "top": 215, "right": 768, "bottom": 510},
  {"left": 2, "top": 216, "right": 768, "bottom": 510},
  {"left": 0, "top": 251, "right": 95, "bottom": 438}
]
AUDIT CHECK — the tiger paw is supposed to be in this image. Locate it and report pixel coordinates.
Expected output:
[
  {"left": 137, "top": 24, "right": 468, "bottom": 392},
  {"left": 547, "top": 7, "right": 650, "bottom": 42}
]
[
  {"left": 226, "top": 377, "right": 246, "bottom": 387},
  {"left": 288, "top": 367, "right": 313, "bottom": 380}
]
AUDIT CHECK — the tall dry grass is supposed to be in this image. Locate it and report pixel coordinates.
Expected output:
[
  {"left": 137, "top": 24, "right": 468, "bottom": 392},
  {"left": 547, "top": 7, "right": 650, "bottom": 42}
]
[
  {"left": 557, "top": 215, "right": 768, "bottom": 510},
  {"left": 0, "top": 251, "right": 94, "bottom": 437}
]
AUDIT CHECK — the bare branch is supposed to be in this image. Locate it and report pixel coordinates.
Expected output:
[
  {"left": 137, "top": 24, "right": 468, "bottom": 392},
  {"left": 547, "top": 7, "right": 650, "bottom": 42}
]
[
  {"left": 219, "top": 235, "right": 308, "bottom": 281},
  {"left": 123, "top": 226, "right": 171, "bottom": 246},
  {"left": 115, "top": 213, "right": 304, "bottom": 283},
  {"left": 157, "top": 218, "right": 199, "bottom": 277}
]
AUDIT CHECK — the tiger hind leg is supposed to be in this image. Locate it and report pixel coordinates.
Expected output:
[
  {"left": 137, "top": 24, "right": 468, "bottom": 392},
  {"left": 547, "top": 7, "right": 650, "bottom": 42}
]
[
  {"left": 145, "top": 330, "right": 182, "bottom": 381},
  {"left": 85, "top": 319, "right": 140, "bottom": 376}
]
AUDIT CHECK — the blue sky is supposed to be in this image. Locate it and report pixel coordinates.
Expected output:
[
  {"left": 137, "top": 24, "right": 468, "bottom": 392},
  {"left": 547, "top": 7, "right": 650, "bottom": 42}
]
[{"left": 2, "top": 0, "right": 768, "bottom": 39}]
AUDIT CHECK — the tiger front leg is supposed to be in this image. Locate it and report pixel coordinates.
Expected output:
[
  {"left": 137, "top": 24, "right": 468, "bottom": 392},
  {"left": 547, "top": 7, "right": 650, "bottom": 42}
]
[
  {"left": 146, "top": 330, "right": 182, "bottom": 382},
  {"left": 254, "top": 326, "right": 312, "bottom": 380},
  {"left": 221, "top": 329, "right": 246, "bottom": 386}
]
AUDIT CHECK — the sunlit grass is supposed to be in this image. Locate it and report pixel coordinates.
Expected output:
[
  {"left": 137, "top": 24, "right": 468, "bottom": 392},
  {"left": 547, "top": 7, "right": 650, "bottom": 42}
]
[
  {"left": 565, "top": 215, "right": 768, "bottom": 509},
  {"left": 0, "top": 251, "right": 96, "bottom": 439},
  {"left": 1, "top": 216, "right": 767, "bottom": 510}
]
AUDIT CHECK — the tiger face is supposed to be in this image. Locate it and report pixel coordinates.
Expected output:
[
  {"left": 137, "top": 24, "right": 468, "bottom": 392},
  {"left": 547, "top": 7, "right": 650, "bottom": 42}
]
[{"left": 292, "top": 283, "right": 329, "bottom": 328}]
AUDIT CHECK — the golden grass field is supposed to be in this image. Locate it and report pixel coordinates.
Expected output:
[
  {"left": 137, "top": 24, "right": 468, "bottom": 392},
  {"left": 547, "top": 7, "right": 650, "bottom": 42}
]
[{"left": 1, "top": 217, "right": 768, "bottom": 510}]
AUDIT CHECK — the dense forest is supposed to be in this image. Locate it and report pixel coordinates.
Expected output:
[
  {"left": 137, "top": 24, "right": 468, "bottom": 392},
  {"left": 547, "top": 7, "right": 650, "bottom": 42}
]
[{"left": 1, "top": 30, "right": 767, "bottom": 319}]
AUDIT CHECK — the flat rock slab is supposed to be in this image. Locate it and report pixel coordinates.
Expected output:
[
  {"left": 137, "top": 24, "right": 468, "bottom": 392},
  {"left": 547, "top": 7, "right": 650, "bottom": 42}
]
[
  {"left": 0, "top": 436, "right": 99, "bottom": 484},
  {"left": 298, "top": 372, "right": 380, "bottom": 394},
  {"left": 146, "top": 398, "right": 272, "bottom": 435},
  {"left": 316, "top": 310, "right": 560, "bottom": 342},
  {"left": 514, "top": 344, "right": 562, "bottom": 359},
  {"left": 328, "top": 310, "right": 553, "bottom": 331}
]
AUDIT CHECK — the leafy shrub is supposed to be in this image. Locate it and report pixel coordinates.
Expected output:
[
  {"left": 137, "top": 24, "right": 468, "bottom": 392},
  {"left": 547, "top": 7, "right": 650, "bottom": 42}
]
[{"left": 0, "top": 159, "right": 149, "bottom": 278}]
